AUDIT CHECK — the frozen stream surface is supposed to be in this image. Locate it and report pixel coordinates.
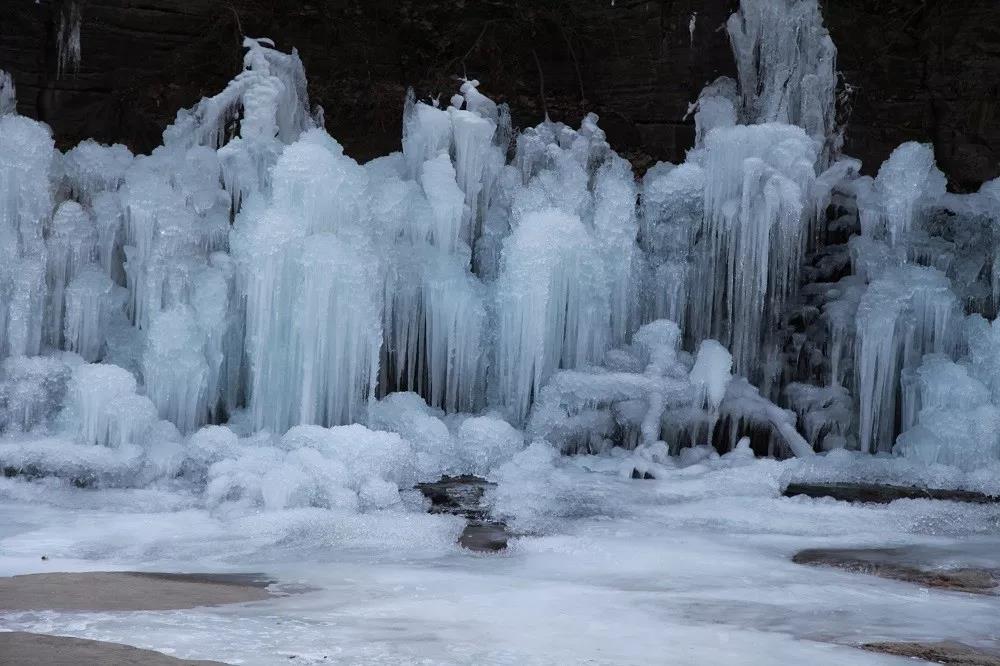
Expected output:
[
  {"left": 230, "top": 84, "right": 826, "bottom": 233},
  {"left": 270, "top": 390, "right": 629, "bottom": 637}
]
[{"left": 2, "top": 454, "right": 998, "bottom": 665}]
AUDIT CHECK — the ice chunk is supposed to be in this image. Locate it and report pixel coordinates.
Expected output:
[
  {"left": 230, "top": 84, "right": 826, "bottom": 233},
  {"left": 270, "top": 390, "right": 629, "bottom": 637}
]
[
  {"left": 861, "top": 142, "right": 947, "bottom": 246},
  {"left": 402, "top": 94, "right": 452, "bottom": 179},
  {"left": 689, "top": 340, "right": 732, "bottom": 412},
  {"left": 367, "top": 392, "right": 455, "bottom": 478},
  {"left": 0, "top": 355, "right": 75, "bottom": 432},
  {"left": 895, "top": 356, "right": 1000, "bottom": 469},
  {"left": 691, "top": 77, "right": 738, "bottom": 147},
  {"left": 455, "top": 414, "right": 524, "bottom": 476},
  {"left": 67, "top": 363, "right": 137, "bottom": 447},
  {"left": 62, "top": 140, "right": 133, "bottom": 205}
]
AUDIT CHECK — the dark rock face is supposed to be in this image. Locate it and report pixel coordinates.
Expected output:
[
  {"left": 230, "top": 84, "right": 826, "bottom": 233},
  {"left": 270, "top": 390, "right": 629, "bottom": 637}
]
[{"left": 2, "top": 0, "right": 998, "bottom": 187}]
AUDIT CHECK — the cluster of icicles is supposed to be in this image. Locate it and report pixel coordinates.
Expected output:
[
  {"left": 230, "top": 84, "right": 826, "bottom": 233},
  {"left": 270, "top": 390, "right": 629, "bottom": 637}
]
[{"left": 0, "top": 0, "right": 998, "bottom": 480}]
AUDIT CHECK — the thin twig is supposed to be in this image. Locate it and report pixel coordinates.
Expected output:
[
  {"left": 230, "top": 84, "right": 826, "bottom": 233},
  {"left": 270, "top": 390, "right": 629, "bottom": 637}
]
[
  {"left": 559, "top": 24, "right": 586, "bottom": 105},
  {"left": 531, "top": 48, "right": 548, "bottom": 120}
]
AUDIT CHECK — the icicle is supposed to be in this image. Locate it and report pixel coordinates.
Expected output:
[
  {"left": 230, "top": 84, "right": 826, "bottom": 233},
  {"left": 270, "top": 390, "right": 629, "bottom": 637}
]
[
  {"left": 854, "top": 265, "right": 958, "bottom": 454},
  {"left": 45, "top": 201, "right": 97, "bottom": 348},
  {"left": 592, "top": 155, "right": 641, "bottom": 346},
  {"left": 401, "top": 95, "right": 452, "bottom": 180},
  {"left": 422, "top": 258, "right": 487, "bottom": 413},
  {"left": 64, "top": 266, "right": 120, "bottom": 362},
  {"left": 91, "top": 191, "right": 125, "bottom": 283},
  {"left": 142, "top": 305, "right": 209, "bottom": 434},
  {"left": 495, "top": 208, "right": 610, "bottom": 423},
  {"left": 0, "top": 70, "right": 15, "bottom": 116},
  {"left": 690, "top": 123, "right": 816, "bottom": 376},
  {"left": 0, "top": 114, "right": 52, "bottom": 357},
  {"left": 57, "top": 0, "right": 82, "bottom": 78},
  {"left": 419, "top": 153, "right": 470, "bottom": 258}
]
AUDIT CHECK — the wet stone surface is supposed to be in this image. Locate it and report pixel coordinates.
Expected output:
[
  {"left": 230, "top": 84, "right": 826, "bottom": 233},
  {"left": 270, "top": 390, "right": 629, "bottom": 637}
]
[
  {"left": 793, "top": 546, "right": 999, "bottom": 595},
  {"left": 862, "top": 641, "right": 1000, "bottom": 665},
  {"left": 416, "top": 475, "right": 510, "bottom": 552},
  {"left": 0, "top": 571, "right": 277, "bottom": 612},
  {"left": 0, "top": 632, "right": 227, "bottom": 666},
  {"left": 784, "top": 482, "right": 1000, "bottom": 505}
]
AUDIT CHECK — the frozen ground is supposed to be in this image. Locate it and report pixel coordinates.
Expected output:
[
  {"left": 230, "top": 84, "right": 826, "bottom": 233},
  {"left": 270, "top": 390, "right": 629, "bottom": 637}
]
[{"left": 1, "top": 453, "right": 998, "bottom": 665}]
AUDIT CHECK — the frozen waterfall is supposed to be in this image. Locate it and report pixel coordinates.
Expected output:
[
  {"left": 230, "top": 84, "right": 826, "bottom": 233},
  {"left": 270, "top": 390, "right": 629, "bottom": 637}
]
[{"left": 1, "top": 0, "right": 999, "bottom": 500}]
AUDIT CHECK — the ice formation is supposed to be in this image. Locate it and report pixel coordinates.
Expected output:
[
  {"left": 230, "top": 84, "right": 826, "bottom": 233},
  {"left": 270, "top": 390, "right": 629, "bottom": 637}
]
[{"left": 1, "top": 0, "right": 999, "bottom": 509}]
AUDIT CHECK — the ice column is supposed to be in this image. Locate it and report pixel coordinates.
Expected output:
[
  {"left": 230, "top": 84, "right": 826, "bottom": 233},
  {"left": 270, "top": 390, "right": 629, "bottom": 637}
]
[
  {"left": 689, "top": 124, "right": 817, "bottom": 376},
  {"left": 855, "top": 265, "right": 958, "bottom": 453},
  {"left": 495, "top": 208, "right": 610, "bottom": 423}
]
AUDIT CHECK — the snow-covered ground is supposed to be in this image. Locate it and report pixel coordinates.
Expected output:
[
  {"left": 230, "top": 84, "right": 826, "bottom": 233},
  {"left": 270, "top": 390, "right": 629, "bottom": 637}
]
[{"left": 2, "top": 452, "right": 998, "bottom": 665}]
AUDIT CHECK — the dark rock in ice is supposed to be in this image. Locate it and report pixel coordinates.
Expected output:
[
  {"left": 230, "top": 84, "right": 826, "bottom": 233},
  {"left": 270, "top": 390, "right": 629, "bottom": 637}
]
[
  {"left": 415, "top": 474, "right": 493, "bottom": 521},
  {"left": 783, "top": 482, "right": 1000, "bottom": 504},
  {"left": 415, "top": 475, "right": 511, "bottom": 552},
  {"left": 459, "top": 522, "right": 510, "bottom": 553},
  {"left": 862, "top": 641, "right": 1000, "bottom": 666},
  {"left": 793, "top": 546, "right": 999, "bottom": 595}
]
